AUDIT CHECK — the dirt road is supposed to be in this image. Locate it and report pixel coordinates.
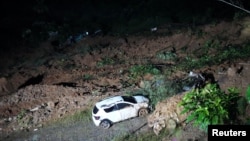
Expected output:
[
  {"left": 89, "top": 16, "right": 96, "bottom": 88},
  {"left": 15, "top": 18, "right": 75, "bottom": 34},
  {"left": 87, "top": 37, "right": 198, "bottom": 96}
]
[{"left": 1, "top": 116, "right": 148, "bottom": 141}]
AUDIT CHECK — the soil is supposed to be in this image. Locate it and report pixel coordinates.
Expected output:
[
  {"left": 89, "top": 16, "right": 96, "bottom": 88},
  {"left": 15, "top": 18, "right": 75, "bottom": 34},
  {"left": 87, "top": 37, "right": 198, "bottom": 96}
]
[{"left": 0, "top": 17, "right": 250, "bottom": 141}]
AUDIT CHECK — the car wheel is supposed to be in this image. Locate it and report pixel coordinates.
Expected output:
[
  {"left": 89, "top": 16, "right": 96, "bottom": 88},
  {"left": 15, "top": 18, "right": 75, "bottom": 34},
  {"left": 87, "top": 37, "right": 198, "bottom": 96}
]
[
  {"left": 100, "top": 120, "right": 111, "bottom": 129},
  {"left": 138, "top": 108, "right": 148, "bottom": 117}
]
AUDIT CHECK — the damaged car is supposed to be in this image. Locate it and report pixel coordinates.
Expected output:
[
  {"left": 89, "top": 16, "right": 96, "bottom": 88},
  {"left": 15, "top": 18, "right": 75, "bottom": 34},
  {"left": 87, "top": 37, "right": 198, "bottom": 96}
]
[
  {"left": 92, "top": 95, "right": 150, "bottom": 129},
  {"left": 182, "top": 71, "right": 206, "bottom": 91}
]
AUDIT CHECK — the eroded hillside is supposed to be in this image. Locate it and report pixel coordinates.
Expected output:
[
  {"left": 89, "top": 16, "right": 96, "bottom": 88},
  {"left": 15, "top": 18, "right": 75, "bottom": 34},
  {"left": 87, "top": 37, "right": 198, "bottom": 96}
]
[{"left": 1, "top": 18, "right": 250, "bottom": 140}]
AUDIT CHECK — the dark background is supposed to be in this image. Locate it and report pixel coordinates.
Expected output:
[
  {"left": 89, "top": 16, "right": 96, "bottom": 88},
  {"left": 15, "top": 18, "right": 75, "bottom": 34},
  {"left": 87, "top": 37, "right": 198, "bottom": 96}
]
[{"left": 0, "top": 0, "right": 249, "bottom": 52}]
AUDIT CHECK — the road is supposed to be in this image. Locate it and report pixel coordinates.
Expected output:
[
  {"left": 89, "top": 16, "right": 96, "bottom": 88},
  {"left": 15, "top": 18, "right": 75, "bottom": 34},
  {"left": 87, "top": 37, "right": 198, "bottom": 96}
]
[{"left": 1, "top": 116, "right": 148, "bottom": 141}]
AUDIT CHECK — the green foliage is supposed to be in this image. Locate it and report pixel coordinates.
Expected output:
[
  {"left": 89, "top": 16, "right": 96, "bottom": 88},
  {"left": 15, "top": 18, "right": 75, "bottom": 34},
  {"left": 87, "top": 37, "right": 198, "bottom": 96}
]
[
  {"left": 54, "top": 109, "right": 92, "bottom": 126},
  {"left": 246, "top": 85, "right": 250, "bottom": 103},
  {"left": 73, "top": 110, "right": 92, "bottom": 122},
  {"left": 179, "top": 83, "right": 240, "bottom": 131},
  {"left": 178, "top": 56, "right": 198, "bottom": 71},
  {"left": 97, "top": 57, "right": 115, "bottom": 67},
  {"left": 203, "top": 39, "right": 221, "bottom": 50},
  {"left": 17, "top": 109, "right": 32, "bottom": 127},
  {"left": 82, "top": 74, "right": 94, "bottom": 81},
  {"left": 129, "top": 65, "right": 161, "bottom": 80},
  {"left": 17, "top": 109, "right": 27, "bottom": 121},
  {"left": 177, "top": 42, "right": 250, "bottom": 71},
  {"left": 237, "top": 96, "right": 248, "bottom": 116},
  {"left": 156, "top": 51, "right": 177, "bottom": 61},
  {"left": 141, "top": 75, "right": 181, "bottom": 108}
]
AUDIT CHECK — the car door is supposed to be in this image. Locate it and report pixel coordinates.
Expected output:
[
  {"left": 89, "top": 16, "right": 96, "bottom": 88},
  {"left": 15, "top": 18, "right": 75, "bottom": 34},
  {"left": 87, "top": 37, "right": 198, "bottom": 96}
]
[
  {"left": 103, "top": 105, "right": 121, "bottom": 123},
  {"left": 116, "top": 102, "right": 137, "bottom": 121}
]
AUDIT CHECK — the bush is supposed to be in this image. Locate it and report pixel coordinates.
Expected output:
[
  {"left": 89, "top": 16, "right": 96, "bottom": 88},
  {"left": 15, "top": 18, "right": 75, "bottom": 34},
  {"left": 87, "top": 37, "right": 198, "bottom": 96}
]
[
  {"left": 156, "top": 51, "right": 177, "bottom": 61},
  {"left": 179, "top": 83, "right": 240, "bottom": 131},
  {"left": 129, "top": 65, "right": 161, "bottom": 80},
  {"left": 141, "top": 75, "right": 181, "bottom": 108}
]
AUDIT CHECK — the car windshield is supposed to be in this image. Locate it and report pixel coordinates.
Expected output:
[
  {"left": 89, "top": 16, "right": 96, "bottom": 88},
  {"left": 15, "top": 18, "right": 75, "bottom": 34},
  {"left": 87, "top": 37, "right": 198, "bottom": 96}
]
[{"left": 122, "top": 96, "right": 137, "bottom": 104}]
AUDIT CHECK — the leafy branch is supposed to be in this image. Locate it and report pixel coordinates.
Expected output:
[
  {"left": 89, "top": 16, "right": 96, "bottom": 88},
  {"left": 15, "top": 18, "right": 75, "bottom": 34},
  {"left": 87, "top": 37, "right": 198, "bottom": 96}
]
[{"left": 179, "top": 83, "right": 240, "bottom": 131}]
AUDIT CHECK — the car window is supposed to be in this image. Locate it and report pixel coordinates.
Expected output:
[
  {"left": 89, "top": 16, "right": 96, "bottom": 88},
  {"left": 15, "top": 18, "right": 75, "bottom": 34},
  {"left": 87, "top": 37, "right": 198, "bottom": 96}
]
[
  {"left": 104, "top": 105, "right": 118, "bottom": 113},
  {"left": 117, "top": 103, "right": 133, "bottom": 110},
  {"left": 93, "top": 106, "right": 99, "bottom": 114},
  {"left": 122, "top": 96, "right": 137, "bottom": 104}
]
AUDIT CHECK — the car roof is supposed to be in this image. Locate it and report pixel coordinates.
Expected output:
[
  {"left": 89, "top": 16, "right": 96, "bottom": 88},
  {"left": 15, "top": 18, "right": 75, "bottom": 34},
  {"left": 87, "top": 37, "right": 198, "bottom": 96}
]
[{"left": 96, "top": 95, "right": 124, "bottom": 108}]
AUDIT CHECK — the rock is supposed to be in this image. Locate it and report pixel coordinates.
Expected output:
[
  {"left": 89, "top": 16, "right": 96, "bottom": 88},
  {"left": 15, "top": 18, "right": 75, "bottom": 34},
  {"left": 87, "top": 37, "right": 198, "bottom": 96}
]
[
  {"left": 8, "top": 117, "right": 12, "bottom": 122},
  {"left": 227, "top": 64, "right": 243, "bottom": 77},
  {"left": 227, "top": 67, "right": 236, "bottom": 77},
  {"left": 147, "top": 92, "right": 188, "bottom": 135},
  {"left": 30, "top": 106, "right": 40, "bottom": 112},
  {"left": 166, "top": 119, "right": 176, "bottom": 134},
  {"left": 46, "top": 101, "right": 55, "bottom": 110}
]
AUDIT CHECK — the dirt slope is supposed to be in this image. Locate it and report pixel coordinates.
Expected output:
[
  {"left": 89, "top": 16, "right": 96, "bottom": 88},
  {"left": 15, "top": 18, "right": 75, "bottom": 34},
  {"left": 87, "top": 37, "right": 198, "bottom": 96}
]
[{"left": 0, "top": 18, "right": 250, "bottom": 140}]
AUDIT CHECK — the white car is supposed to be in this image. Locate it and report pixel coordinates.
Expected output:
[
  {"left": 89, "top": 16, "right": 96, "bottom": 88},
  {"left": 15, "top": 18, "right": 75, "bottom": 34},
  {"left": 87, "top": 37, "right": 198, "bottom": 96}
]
[{"left": 92, "top": 95, "right": 150, "bottom": 129}]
